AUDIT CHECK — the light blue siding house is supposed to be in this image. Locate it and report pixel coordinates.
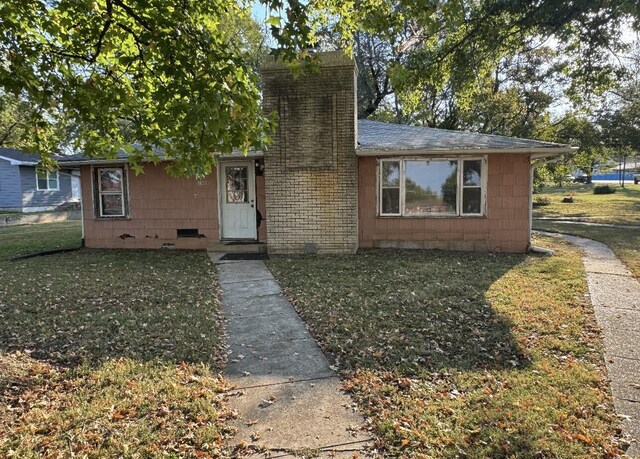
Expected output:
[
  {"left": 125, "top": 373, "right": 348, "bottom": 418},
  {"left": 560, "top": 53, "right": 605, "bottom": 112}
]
[{"left": 0, "top": 148, "right": 80, "bottom": 212}]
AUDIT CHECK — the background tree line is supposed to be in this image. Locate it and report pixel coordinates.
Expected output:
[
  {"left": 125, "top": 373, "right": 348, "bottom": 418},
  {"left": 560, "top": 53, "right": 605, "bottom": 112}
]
[{"left": 0, "top": 0, "right": 638, "bottom": 178}]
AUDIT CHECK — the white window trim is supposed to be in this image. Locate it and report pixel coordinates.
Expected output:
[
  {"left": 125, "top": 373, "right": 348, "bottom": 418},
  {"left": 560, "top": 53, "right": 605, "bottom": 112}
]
[
  {"left": 379, "top": 159, "right": 402, "bottom": 217},
  {"left": 459, "top": 158, "right": 486, "bottom": 217},
  {"left": 95, "top": 166, "right": 128, "bottom": 218},
  {"left": 378, "top": 156, "right": 487, "bottom": 217},
  {"left": 35, "top": 168, "right": 60, "bottom": 191}
]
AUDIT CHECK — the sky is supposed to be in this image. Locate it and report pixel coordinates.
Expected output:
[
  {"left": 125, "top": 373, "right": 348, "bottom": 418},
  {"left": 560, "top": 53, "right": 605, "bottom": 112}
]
[{"left": 251, "top": 1, "right": 268, "bottom": 22}]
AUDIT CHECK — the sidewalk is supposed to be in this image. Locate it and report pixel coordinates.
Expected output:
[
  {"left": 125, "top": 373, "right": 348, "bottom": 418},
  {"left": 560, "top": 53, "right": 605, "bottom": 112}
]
[
  {"left": 540, "top": 232, "right": 640, "bottom": 457},
  {"left": 533, "top": 217, "right": 640, "bottom": 229},
  {"left": 215, "top": 259, "right": 371, "bottom": 457}
]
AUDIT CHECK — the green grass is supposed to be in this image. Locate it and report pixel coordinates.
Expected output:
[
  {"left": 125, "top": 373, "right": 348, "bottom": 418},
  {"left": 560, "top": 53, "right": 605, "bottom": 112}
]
[
  {"left": 533, "top": 183, "right": 640, "bottom": 224},
  {"left": 0, "top": 211, "right": 23, "bottom": 218},
  {"left": 534, "top": 221, "right": 640, "bottom": 278},
  {"left": 0, "top": 223, "right": 232, "bottom": 458},
  {"left": 0, "top": 221, "right": 82, "bottom": 260},
  {"left": 267, "top": 239, "right": 622, "bottom": 458}
]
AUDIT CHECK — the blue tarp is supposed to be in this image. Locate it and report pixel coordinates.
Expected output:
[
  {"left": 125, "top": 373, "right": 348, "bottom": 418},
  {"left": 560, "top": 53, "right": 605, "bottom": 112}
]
[{"left": 592, "top": 173, "right": 634, "bottom": 181}]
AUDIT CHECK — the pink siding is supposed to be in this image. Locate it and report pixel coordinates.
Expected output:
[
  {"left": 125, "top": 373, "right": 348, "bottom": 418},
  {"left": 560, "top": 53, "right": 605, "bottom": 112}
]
[
  {"left": 81, "top": 154, "right": 531, "bottom": 252},
  {"left": 81, "top": 163, "right": 267, "bottom": 249},
  {"left": 358, "top": 154, "right": 531, "bottom": 252}
]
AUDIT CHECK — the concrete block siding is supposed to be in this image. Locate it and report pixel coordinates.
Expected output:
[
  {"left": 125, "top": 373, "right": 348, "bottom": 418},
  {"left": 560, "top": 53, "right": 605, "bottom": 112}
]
[
  {"left": 358, "top": 154, "right": 531, "bottom": 253},
  {"left": 81, "top": 164, "right": 217, "bottom": 249},
  {"left": 81, "top": 163, "right": 268, "bottom": 249}
]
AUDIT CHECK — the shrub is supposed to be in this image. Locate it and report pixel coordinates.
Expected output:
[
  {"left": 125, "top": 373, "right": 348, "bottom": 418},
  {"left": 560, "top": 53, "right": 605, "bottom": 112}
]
[
  {"left": 593, "top": 185, "right": 616, "bottom": 195},
  {"left": 533, "top": 196, "right": 550, "bottom": 207}
]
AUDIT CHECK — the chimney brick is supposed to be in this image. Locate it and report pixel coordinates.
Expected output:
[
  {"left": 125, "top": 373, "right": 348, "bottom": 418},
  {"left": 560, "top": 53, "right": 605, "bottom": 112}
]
[{"left": 261, "top": 52, "right": 358, "bottom": 254}]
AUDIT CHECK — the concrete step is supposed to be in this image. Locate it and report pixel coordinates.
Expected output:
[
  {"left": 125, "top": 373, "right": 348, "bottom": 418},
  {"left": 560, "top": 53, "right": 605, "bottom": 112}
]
[{"left": 207, "top": 241, "right": 267, "bottom": 253}]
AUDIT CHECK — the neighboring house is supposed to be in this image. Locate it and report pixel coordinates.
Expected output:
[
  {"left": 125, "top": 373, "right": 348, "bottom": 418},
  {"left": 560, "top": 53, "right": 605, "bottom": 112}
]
[
  {"left": 59, "top": 52, "right": 573, "bottom": 254},
  {"left": 0, "top": 148, "right": 80, "bottom": 213}
]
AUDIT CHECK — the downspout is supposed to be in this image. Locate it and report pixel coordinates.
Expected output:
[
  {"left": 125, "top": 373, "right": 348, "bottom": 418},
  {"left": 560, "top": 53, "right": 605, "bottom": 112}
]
[
  {"left": 528, "top": 162, "right": 533, "bottom": 248},
  {"left": 79, "top": 171, "right": 84, "bottom": 247}
]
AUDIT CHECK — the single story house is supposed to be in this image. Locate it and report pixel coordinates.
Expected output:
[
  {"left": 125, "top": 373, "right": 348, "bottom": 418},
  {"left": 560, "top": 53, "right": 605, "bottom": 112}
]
[
  {"left": 59, "top": 52, "right": 573, "bottom": 254},
  {"left": 0, "top": 148, "right": 80, "bottom": 212}
]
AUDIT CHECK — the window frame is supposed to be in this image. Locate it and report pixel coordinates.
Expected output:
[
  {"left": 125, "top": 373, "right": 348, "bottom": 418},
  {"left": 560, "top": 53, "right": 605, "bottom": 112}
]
[
  {"left": 459, "top": 158, "right": 485, "bottom": 216},
  {"left": 225, "top": 165, "right": 250, "bottom": 204},
  {"left": 93, "top": 166, "right": 129, "bottom": 219},
  {"left": 35, "top": 168, "right": 60, "bottom": 191},
  {"left": 379, "top": 159, "right": 402, "bottom": 216},
  {"left": 377, "top": 156, "right": 487, "bottom": 218}
]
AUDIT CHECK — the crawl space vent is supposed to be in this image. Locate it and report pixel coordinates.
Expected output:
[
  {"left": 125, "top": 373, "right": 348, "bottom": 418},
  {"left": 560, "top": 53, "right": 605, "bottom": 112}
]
[{"left": 177, "top": 228, "right": 202, "bottom": 238}]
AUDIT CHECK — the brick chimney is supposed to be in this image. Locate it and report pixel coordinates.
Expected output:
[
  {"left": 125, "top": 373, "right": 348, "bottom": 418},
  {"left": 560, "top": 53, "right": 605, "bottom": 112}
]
[{"left": 261, "top": 51, "right": 358, "bottom": 254}]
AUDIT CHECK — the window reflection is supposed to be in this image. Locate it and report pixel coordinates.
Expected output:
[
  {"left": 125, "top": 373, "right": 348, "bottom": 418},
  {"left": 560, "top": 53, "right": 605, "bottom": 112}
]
[
  {"left": 463, "top": 160, "right": 482, "bottom": 186},
  {"left": 404, "top": 160, "right": 458, "bottom": 215}
]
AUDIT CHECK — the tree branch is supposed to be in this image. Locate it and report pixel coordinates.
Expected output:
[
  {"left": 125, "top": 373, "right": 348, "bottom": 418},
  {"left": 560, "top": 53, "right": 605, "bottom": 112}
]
[
  {"left": 112, "top": 0, "right": 154, "bottom": 32},
  {"left": 88, "top": 0, "right": 114, "bottom": 63}
]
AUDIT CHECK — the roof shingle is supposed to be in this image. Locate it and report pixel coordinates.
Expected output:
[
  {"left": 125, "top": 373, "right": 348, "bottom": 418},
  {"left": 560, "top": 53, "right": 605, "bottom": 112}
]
[
  {"left": 0, "top": 147, "right": 71, "bottom": 164},
  {"left": 357, "top": 120, "right": 571, "bottom": 152},
  {"left": 6, "top": 120, "right": 572, "bottom": 165}
]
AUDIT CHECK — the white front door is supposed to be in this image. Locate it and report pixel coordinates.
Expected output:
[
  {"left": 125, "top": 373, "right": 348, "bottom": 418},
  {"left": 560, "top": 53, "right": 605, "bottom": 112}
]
[{"left": 220, "top": 161, "right": 257, "bottom": 239}]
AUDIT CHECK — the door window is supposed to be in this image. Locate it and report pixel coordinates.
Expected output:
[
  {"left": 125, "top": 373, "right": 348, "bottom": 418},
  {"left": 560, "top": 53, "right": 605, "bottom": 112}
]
[{"left": 226, "top": 167, "right": 248, "bottom": 203}]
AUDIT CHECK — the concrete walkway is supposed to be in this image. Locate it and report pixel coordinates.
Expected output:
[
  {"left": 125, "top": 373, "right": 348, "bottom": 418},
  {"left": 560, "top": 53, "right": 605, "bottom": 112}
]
[
  {"left": 215, "top": 259, "right": 371, "bottom": 457},
  {"left": 540, "top": 232, "right": 640, "bottom": 457},
  {"left": 533, "top": 217, "right": 640, "bottom": 229}
]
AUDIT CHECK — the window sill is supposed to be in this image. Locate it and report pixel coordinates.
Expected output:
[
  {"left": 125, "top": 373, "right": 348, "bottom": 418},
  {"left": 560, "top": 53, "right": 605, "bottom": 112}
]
[
  {"left": 94, "top": 216, "right": 131, "bottom": 221},
  {"left": 377, "top": 215, "right": 486, "bottom": 219}
]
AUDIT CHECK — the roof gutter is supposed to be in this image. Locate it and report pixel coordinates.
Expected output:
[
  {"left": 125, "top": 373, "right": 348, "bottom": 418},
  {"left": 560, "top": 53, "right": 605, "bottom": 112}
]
[
  {"left": 530, "top": 147, "right": 578, "bottom": 161},
  {"left": 57, "top": 159, "right": 130, "bottom": 166},
  {"left": 0, "top": 155, "right": 36, "bottom": 166},
  {"left": 58, "top": 150, "right": 265, "bottom": 166},
  {"left": 356, "top": 146, "right": 575, "bottom": 157}
]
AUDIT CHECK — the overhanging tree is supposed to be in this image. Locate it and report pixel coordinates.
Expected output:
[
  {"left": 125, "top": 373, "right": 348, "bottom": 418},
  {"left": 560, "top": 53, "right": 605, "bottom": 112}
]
[
  {"left": 312, "top": 0, "right": 636, "bottom": 121},
  {"left": 1, "top": 0, "right": 637, "bottom": 175},
  {"left": 0, "top": 0, "right": 277, "bottom": 175}
]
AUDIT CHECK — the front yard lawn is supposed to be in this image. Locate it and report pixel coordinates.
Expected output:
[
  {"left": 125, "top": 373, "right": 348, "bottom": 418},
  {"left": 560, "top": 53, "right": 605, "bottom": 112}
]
[
  {"left": 0, "top": 221, "right": 82, "bottom": 260},
  {"left": 267, "top": 238, "right": 623, "bottom": 458},
  {"left": 533, "top": 183, "right": 640, "bottom": 225},
  {"left": 0, "top": 223, "right": 232, "bottom": 458}
]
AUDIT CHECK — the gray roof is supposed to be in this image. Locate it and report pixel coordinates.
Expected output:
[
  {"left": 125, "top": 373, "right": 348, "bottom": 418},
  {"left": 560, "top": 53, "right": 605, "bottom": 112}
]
[
  {"left": 56, "top": 144, "right": 169, "bottom": 164},
  {"left": 0, "top": 148, "right": 44, "bottom": 164},
  {"left": 51, "top": 120, "right": 573, "bottom": 165},
  {"left": 0, "top": 147, "right": 75, "bottom": 165},
  {"left": 357, "top": 120, "right": 572, "bottom": 153},
  {"left": 56, "top": 144, "right": 265, "bottom": 164}
]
